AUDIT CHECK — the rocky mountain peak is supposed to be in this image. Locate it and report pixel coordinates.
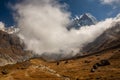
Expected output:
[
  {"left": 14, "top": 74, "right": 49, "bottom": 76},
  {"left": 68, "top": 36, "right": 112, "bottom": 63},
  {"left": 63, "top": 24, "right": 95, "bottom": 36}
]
[{"left": 68, "top": 13, "right": 97, "bottom": 29}]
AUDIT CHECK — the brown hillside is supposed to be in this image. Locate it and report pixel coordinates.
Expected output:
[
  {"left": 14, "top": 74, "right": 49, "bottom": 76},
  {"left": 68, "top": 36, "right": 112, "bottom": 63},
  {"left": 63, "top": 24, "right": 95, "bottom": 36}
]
[
  {"left": 0, "top": 47, "right": 119, "bottom": 80},
  {"left": 0, "top": 30, "right": 33, "bottom": 66}
]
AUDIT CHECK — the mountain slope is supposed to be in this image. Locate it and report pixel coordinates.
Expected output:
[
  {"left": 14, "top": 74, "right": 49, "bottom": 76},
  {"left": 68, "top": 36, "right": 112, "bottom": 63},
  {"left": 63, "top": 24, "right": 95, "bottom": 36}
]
[
  {"left": 0, "top": 21, "right": 119, "bottom": 80},
  {"left": 81, "top": 21, "right": 120, "bottom": 55},
  {"left": 0, "top": 45, "right": 119, "bottom": 80},
  {"left": 0, "top": 30, "right": 33, "bottom": 66}
]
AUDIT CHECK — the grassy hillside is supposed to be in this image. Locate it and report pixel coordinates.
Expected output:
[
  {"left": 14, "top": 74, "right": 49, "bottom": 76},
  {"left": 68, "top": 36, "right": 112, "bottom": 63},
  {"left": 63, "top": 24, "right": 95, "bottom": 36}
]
[{"left": 0, "top": 47, "right": 119, "bottom": 80}]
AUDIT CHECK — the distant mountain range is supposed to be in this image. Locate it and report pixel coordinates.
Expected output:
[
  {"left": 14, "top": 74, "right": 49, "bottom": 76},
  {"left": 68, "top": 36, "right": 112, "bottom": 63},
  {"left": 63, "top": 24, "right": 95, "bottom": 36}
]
[{"left": 68, "top": 13, "right": 97, "bottom": 29}]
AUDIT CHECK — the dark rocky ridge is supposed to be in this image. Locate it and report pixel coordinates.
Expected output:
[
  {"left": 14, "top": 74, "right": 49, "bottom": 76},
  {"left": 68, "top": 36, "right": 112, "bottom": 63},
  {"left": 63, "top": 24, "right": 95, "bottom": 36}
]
[{"left": 0, "top": 30, "right": 33, "bottom": 66}]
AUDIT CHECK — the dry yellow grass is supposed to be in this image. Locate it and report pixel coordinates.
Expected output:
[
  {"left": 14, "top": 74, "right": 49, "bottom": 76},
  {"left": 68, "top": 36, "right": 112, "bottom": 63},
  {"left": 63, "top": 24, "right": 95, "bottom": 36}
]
[{"left": 0, "top": 48, "right": 120, "bottom": 80}]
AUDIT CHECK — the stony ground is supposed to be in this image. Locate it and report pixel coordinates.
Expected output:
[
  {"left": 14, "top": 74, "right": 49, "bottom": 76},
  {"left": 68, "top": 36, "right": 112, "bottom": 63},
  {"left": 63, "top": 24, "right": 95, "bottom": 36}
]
[{"left": 0, "top": 48, "right": 120, "bottom": 80}]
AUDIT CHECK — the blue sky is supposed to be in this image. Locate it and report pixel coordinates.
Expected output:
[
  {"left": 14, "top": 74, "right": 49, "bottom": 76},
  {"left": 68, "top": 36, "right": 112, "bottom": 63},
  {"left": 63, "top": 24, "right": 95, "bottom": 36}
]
[
  {"left": 60, "top": 0, "right": 120, "bottom": 19},
  {"left": 0, "top": 0, "right": 120, "bottom": 26}
]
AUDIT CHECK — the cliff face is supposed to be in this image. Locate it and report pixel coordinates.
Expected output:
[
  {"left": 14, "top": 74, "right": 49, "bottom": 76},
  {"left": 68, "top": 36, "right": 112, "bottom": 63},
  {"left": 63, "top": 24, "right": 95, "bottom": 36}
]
[{"left": 0, "top": 30, "right": 33, "bottom": 66}]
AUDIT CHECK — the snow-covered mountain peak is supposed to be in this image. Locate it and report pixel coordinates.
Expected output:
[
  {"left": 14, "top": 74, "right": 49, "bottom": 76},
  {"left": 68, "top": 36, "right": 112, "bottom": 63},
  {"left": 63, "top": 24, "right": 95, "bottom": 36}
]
[
  {"left": 5, "top": 26, "right": 20, "bottom": 34},
  {"left": 81, "top": 13, "right": 97, "bottom": 23},
  {"left": 0, "top": 26, "right": 19, "bottom": 34},
  {"left": 116, "top": 13, "right": 120, "bottom": 19},
  {"left": 69, "top": 13, "right": 98, "bottom": 29}
]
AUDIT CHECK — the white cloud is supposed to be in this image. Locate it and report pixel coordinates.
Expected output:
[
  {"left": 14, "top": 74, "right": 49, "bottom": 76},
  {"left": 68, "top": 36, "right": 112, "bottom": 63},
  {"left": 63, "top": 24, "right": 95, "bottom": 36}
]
[
  {"left": 14, "top": 0, "right": 120, "bottom": 60},
  {"left": 100, "top": 0, "right": 120, "bottom": 5},
  {"left": 0, "top": 22, "right": 5, "bottom": 30}
]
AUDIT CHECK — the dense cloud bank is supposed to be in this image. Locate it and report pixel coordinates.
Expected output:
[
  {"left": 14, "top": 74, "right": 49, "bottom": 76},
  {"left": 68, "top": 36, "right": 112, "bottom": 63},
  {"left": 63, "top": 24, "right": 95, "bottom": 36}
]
[{"left": 13, "top": 0, "right": 120, "bottom": 60}]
